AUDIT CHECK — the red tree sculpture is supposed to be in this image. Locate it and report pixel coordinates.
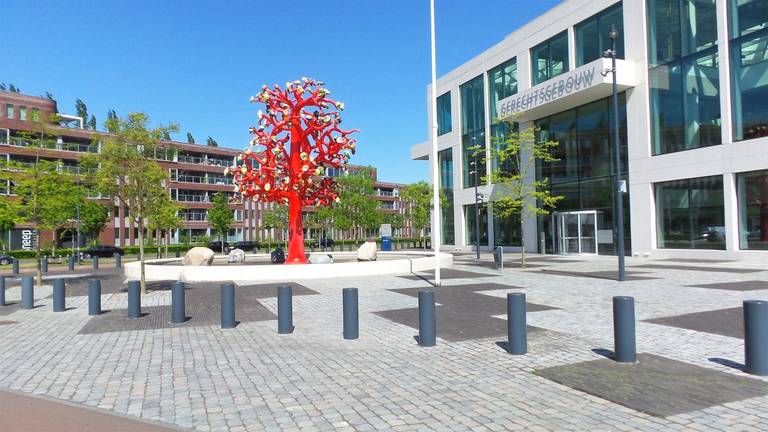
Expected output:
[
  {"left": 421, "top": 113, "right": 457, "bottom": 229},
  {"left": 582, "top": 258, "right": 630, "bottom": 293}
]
[{"left": 226, "top": 78, "right": 357, "bottom": 264}]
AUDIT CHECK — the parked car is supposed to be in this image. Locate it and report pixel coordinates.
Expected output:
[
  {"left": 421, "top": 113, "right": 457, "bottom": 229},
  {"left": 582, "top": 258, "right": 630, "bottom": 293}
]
[
  {"left": 233, "top": 241, "right": 260, "bottom": 252},
  {"left": 0, "top": 253, "right": 14, "bottom": 265},
  {"left": 310, "top": 238, "right": 335, "bottom": 248},
  {"left": 82, "top": 245, "right": 125, "bottom": 259},
  {"left": 207, "top": 241, "right": 230, "bottom": 252}
]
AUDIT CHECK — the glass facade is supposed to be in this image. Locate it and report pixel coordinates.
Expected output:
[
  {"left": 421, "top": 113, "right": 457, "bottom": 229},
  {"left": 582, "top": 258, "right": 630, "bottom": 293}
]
[
  {"left": 655, "top": 175, "right": 725, "bottom": 249},
  {"left": 438, "top": 148, "right": 455, "bottom": 244},
  {"left": 531, "top": 31, "right": 569, "bottom": 85},
  {"left": 648, "top": 0, "right": 720, "bottom": 155},
  {"left": 489, "top": 58, "right": 518, "bottom": 176},
  {"left": 729, "top": 0, "right": 768, "bottom": 141},
  {"left": 536, "top": 95, "right": 630, "bottom": 255},
  {"left": 460, "top": 74, "right": 486, "bottom": 189},
  {"left": 575, "top": 3, "right": 625, "bottom": 66},
  {"left": 437, "top": 92, "right": 452, "bottom": 136},
  {"left": 493, "top": 212, "right": 522, "bottom": 246},
  {"left": 464, "top": 203, "right": 489, "bottom": 246},
  {"left": 737, "top": 170, "right": 768, "bottom": 250}
]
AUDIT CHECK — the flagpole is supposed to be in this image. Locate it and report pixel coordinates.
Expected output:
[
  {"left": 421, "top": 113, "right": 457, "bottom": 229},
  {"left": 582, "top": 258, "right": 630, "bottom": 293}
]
[{"left": 429, "top": 0, "right": 442, "bottom": 287}]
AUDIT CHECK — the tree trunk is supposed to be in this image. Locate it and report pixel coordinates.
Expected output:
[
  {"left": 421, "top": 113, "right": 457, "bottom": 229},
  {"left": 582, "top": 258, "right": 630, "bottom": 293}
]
[
  {"left": 286, "top": 195, "right": 307, "bottom": 264},
  {"left": 221, "top": 231, "right": 225, "bottom": 253},
  {"left": 520, "top": 215, "right": 526, "bottom": 269},
  {"left": 138, "top": 217, "right": 146, "bottom": 295}
]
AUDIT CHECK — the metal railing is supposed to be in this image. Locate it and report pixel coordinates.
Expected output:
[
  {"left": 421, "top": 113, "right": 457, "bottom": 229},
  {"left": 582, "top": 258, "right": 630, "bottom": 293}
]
[
  {"left": 179, "top": 213, "right": 208, "bottom": 222},
  {"left": 175, "top": 174, "right": 232, "bottom": 185},
  {"left": 177, "top": 194, "right": 210, "bottom": 202}
]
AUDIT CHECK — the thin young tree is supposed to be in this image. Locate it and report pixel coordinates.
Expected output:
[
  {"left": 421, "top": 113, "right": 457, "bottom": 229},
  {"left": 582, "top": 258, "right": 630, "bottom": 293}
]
[
  {"left": 186, "top": 132, "right": 195, "bottom": 144},
  {"left": 262, "top": 204, "right": 289, "bottom": 249},
  {"left": 147, "top": 195, "right": 182, "bottom": 257},
  {"left": 82, "top": 113, "right": 178, "bottom": 293},
  {"left": 400, "top": 181, "right": 447, "bottom": 249},
  {"left": 0, "top": 198, "right": 18, "bottom": 250},
  {"left": 488, "top": 120, "right": 562, "bottom": 268},
  {"left": 79, "top": 200, "right": 110, "bottom": 245},
  {"left": 208, "top": 192, "right": 234, "bottom": 253},
  {"left": 331, "top": 168, "right": 380, "bottom": 240}
]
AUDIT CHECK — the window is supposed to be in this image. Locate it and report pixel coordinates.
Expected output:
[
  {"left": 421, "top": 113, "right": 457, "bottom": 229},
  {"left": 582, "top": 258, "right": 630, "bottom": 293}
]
[
  {"left": 647, "top": 0, "right": 720, "bottom": 154},
  {"left": 737, "top": 169, "right": 768, "bottom": 250},
  {"left": 655, "top": 175, "right": 725, "bottom": 250},
  {"left": 493, "top": 211, "right": 521, "bottom": 246},
  {"left": 19, "top": 106, "right": 27, "bottom": 121},
  {"left": 531, "top": 31, "right": 569, "bottom": 85},
  {"left": 489, "top": 58, "right": 518, "bottom": 121},
  {"left": 575, "top": 3, "right": 624, "bottom": 66},
  {"left": 6, "top": 104, "right": 13, "bottom": 119},
  {"left": 464, "top": 203, "right": 488, "bottom": 246},
  {"left": 460, "top": 75, "right": 486, "bottom": 188},
  {"left": 438, "top": 148, "right": 454, "bottom": 244},
  {"left": 729, "top": 0, "right": 768, "bottom": 141},
  {"left": 437, "top": 92, "right": 452, "bottom": 136}
]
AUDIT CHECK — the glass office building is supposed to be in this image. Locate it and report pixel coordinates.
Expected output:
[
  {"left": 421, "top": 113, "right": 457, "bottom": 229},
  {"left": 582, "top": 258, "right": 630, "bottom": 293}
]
[{"left": 412, "top": 0, "right": 768, "bottom": 261}]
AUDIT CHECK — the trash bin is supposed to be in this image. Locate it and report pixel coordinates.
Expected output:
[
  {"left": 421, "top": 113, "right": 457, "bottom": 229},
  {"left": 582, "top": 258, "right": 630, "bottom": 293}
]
[
  {"left": 494, "top": 247, "right": 504, "bottom": 269},
  {"left": 381, "top": 236, "right": 392, "bottom": 252}
]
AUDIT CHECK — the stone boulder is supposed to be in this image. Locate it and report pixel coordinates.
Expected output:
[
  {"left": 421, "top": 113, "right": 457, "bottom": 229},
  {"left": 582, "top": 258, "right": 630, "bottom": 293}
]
[
  {"left": 227, "top": 248, "right": 246, "bottom": 263},
  {"left": 357, "top": 240, "right": 377, "bottom": 262},
  {"left": 309, "top": 254, "right": 334, "bottom": 264},
  {"left": 182, "top": 247, "right": 215, "bottom": 266}
]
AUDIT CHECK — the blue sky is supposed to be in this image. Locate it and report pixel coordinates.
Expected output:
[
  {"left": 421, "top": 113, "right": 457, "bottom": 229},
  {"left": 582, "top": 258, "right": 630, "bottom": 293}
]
[{"left": 4, "top": 0, "right": 561, "bottom": 184}]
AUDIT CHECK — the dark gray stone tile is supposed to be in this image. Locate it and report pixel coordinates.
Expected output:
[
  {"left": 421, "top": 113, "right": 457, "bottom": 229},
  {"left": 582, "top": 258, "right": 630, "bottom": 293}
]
[
  {"left": 644, "top": 307, "right": 744, "bottom": 339},
  {"left": 688, "top": 281, "right": 768, "bottom": 291},
  {"left": 374, "top": 283, "right": 555, "bottom": 342},
  {"left": 397, "top": 268, "right": 498, "bottom": 281},
  {"left": 635, "top": 264, "right": 764, "bottom": 274},
  {"left": 659, "top": 258, "right": 733, "bottom": 264},
  {"left": 540, "top": 269, "right": 658, "bottom": 281},
  {"left": 535, "top": 353, "right": 768, "bottom": 417}
]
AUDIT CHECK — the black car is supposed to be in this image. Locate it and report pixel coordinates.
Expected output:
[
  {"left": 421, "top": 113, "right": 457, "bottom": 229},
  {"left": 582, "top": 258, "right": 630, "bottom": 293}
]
[
  {"left": 0, "top": 253, "right": 14, "bottom": 265},
  {"left": 233, "top": 241, "right": 260, "bottom": 252},
  {"left": 310, "top": 238, "right": 335, "bottom": 248},
  {"left": 207, "top": 241, "right": 230, "bottom": 252},
  {"left": 82, "top": 245, "right": 125, "bottom": 258}
]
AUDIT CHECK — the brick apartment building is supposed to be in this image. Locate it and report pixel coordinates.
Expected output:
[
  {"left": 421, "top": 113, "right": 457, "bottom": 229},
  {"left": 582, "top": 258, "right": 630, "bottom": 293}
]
[{"left": 0, "top": 90, "right": 411, "bottom": 250}]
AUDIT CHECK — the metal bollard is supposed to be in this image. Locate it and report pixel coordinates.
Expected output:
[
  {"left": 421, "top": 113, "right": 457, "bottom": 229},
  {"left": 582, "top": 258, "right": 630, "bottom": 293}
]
[
  {"left": 21, "top": 276, "right": 34, "bottom": 309},
  {"left": 68, "top": 255, "right": 75, "bottom": 271},
  {"left": 613, "top": 296, "right": 637, "bottom": 363},
  {"left": 53, "top": 279, "right": 66, "bottom": 312},
  {"left": 115, "top": 253, "right": 121, "bottom": 268},
  {"left": 221, "top": 283, "right": 236, "bottom": 329},
  {"left": 127, "top": 280, "right": 141, "bottom": 319},
  {"left": 88, "top": 279, "right": 102, "bottom": 316},
  {"left": 12, "top": 258, "right": 19, "bottom": 275},
  {"left": 507, "top": 293, "right": 527, "bottom": 354},
  {"left": 418, "top": 290, "right": 436, "bottom": 347},
  {"left": 41, "top": 256, "right": 48, "bottom": 273},
  {"left": 92, "top": 256, "right": 99, "bottom": 270},
  {"left": 277, "top": 285, "right": 293, "bottom": 334},
  {"left": 171, "top": 281, "right": 186, "bottom": 323},
  {"left": 495, "top": 248, "right": 504, "bottom": 270},
  {"left": 0, "top": 276, "right": 5, "bottom": 306},
  {"left": 343, "top": 288, "right": 359, "bottom": 340},
  {"left": 744, "top": 300, "right": 768, "bottom": 376}
]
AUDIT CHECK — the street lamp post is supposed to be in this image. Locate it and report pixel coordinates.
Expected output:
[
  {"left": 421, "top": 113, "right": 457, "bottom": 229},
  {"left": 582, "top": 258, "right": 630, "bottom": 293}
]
[
  {"left": 603, "top": 25, "right": 626, "bottom": 281},
  {"left": 469, "top": 141, "right": 483, "bottom": 260}
]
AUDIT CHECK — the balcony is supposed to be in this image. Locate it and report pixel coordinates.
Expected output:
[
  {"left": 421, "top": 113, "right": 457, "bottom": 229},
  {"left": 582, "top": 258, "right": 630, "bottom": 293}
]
[
  {"left": 178, "top": 154, "right": 232, "bottom": 167},
  {"left": 3, "top": 136, "right": 99, "bottom": 153},
  {"left": 175, "top": 174, "right": 233, "bottom": 186},
  {"left": 180, "top": 212, "right": 208, "bottom": 222},
  {"left": 177, "top": 194, "right": 210, "bottom": 203}
]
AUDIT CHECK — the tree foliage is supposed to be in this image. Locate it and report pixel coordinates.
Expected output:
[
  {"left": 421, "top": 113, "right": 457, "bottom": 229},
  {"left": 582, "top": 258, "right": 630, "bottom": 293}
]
[
  {"left": 146, "top": 194, "right": 182, "bottom": 256},
  {"left": 186, "top": 132, "right": 195, "bottom": 144},
  {"left": 399, "top": 181, "right": 447, "bottom": 247},
  {"left": 208, "top": 192, "right": 234, "bottom": 252},
  {"left": 75, "top": 99, "right": 88, "bottom": 126},
  {"left": 488, "top": 121, "right": 563, "bottom": 267},
  {"left": 331, "top": 168, "right": 382, "bottom": 237},
  {"left": 80, "top": 201, "right": 110, "bottom": 240},
  {"left": 206, "top": 136, "right": 218, "bottom": 147},
  {"left": 0, "top": 198, "right": 20, "bottom": 250},
  {"left": 262, "top": 204, "right": 288, "bottom": 248}
]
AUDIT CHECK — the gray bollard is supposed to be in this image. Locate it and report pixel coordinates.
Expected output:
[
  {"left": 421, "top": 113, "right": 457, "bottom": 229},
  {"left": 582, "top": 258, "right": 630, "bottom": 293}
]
[
  {"left": 507, "top": 292, "right": 527, "bottom": 354},
  {"left": 88, "top": 279, "right": 102, "bottom": 316},
  {"left": 41, "top": 256, "right": 48, "bottom": 273},
  {"left": 175, "top": 250, "right": 180, "bottom": 258},
  {"left": 0, "top": 276, "right": 5, "bottom": 306},
  {"left": 12, "top": 258, "right": 19, "bottom": 275},
  {"left": 68, "top": 255, "right": 75, "bottom": 271},
  {"left": 21, "top": 276, "right": 34, "bottom": 309},
  {"left": 115, "top": 253, "right": 121, "bottom": 268},
  {"left": 343, "top": 288, "right": 359, "bottom": 340},
  {"left": 418, "top": 290, "right": 436, "bottom": 347},
  {"left": 277, "top": 285, "right": 293, "bottom": 334},
  {"left": 92, "top": 256, "right": 99, "bottom": 270},
  {"left": 127, "top": 280, "right": 141, "bottom": 319},
  {"left": 53, "top": 279, "right": 66, "bottom": 312},
  {"left": 613, "top": 296, "right": 637, "bottom": 363},
  {"left": 744, "top": 300, "right": 768, "bottom": 376},
  {"left": 171, "top": 281, "right": 186, "bottom": 323},
  {"left": 221, "top": 283, "right": 236, "bottom": 329}
]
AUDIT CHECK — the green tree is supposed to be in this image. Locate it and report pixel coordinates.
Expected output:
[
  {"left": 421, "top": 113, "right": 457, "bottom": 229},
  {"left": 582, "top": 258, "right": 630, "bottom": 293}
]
[
  {"left": 186, "top": 132, "right": 195, "bottom": 144},
  {"left": 0, "top": 198, "right": 20, "bottom": 250},
  {"left": 206, "top": 136, "right": 218, "bottom": 147},
  {"left": 332, "top": 168, "right": 381, "bottom": 240},
  {"left": 75, "top": 99, "right": 88, "bottom": 125},
  {"left": 208, "top": 192, "right": 234, "bottom": 253},
  {"left": 147, "top": 195, "right": 182, "bottom": 257},
  {"left": 489, "top": 121, "right": 563, "bottom": 268},
  {"left": 162, "top": 131, "right": 171, "bottom": 140},
  {"left": 79, "top": 201, "right": 109, "bottom": 243},
  {"left": 82, "top": 112, "right": 178, "bottom": 293},
  {"left": 45, "top": 92, "right": 54, "bottom": 100},
  {"left": 37, "top": 170, "right": 79, "bottom": 256},
  {"left": 88, "top": 115, "right": 96, "bottom": 130},
  {"left": 263, "top": 204, "right": 288, "bottom": 249},
  {"left": 400, "top": 181, "right": 447, "bottom": 249}
]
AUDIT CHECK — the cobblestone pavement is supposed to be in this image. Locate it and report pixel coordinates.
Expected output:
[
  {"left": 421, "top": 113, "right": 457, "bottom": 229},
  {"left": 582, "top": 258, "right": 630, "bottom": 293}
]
[{"left": 0, "top": 254, "right": 767, "bottom": 431}]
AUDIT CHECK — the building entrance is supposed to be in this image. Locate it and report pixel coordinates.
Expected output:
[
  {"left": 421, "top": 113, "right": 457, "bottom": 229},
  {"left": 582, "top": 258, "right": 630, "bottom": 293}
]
[{"left": 553, "top": 210, "right": 597, "bottom": 255}]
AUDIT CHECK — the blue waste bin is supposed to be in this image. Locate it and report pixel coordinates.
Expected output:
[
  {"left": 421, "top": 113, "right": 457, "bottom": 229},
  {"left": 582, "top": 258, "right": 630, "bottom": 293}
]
[{"left": 381, "top": 236, "right": 392, "bottom": 251}]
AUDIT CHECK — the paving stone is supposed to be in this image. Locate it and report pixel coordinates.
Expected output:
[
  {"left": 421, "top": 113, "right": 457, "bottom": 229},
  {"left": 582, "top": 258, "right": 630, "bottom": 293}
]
[{"left": 644, "top": 307, "right": 744, "bottom": 339}]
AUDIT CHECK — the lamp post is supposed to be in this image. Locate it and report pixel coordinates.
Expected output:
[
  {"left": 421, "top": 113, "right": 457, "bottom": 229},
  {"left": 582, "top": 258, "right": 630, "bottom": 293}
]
[
  {"left": 429, "top": 0, "right": 442, "bottom": 286},
  {"left": 469, "top": 140, "right": 483, "bottom": 260},
  {"left": 603, "top": 25, "right": 626, "bottom": 281}
]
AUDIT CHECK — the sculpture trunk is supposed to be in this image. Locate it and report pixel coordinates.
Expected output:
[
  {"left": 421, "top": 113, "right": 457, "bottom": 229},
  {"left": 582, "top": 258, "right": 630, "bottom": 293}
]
[{"left": 286, "top": 195, "right": 307, "bottom": 264}]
